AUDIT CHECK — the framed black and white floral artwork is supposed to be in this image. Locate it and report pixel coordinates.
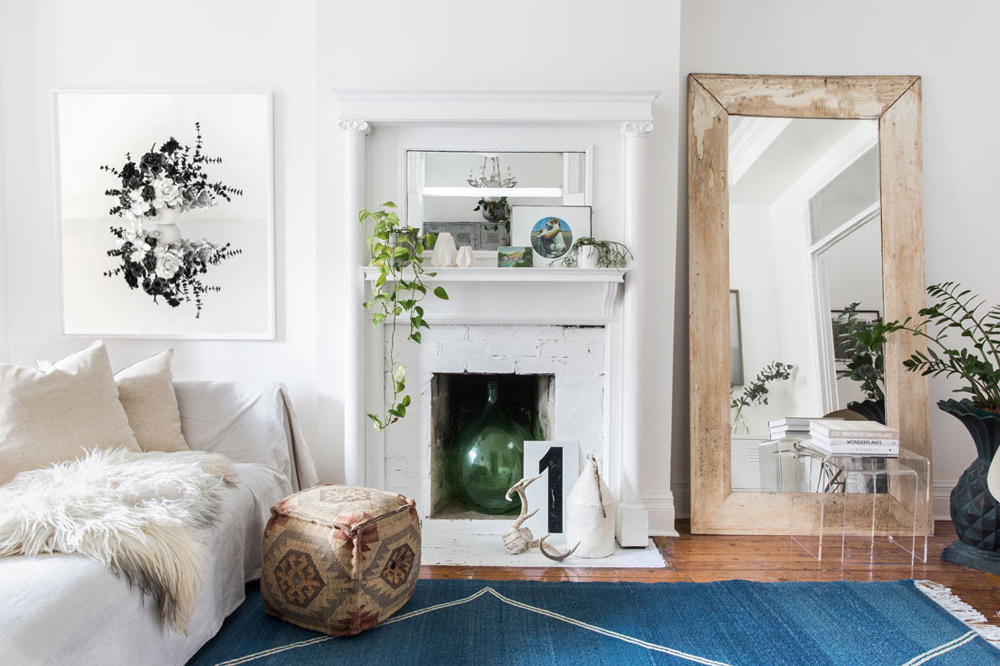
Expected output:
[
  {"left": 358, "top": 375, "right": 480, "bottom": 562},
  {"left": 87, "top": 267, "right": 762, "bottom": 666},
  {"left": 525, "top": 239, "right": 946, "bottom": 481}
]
[{"left": 54, "top": 91, "right": 274, "bottom": 338}]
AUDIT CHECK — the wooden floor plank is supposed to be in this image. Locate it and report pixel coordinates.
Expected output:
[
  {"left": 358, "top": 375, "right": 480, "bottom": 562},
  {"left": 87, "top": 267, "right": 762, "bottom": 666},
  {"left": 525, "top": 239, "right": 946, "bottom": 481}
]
[{"left": 419, "top": 521, "right": 1000, "bottom": 625}]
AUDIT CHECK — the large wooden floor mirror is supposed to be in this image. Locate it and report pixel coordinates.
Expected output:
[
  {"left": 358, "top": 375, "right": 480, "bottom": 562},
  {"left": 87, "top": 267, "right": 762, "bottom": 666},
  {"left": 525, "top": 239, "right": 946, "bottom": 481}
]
[{"left": 687, "top": 75, "right": 931, "bottom": 535}]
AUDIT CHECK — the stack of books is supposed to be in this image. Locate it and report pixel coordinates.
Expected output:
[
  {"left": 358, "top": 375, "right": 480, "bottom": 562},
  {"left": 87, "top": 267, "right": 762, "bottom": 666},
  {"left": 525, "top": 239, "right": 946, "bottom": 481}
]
[
  {"left": 768, "top": 418, "right": 815, "bottom": 440},
  {"left": 808, "top": 420, "right": 899, "bottom": 457}
]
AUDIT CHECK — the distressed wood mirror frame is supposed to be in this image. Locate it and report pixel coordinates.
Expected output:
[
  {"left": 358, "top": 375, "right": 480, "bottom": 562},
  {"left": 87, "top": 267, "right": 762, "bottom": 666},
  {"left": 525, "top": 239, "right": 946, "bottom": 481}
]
[{"left": 688, "top": 74, "right": 931, "bottom": 534}]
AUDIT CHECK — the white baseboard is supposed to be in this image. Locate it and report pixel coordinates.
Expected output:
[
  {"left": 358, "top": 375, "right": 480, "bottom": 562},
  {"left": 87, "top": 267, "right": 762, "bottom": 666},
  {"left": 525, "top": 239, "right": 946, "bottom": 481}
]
[
  {"left": 643, "top": 490, "right": 680, "bottom": 537},
  {"left": 933, "top": 481, "right": 955, "bottom": 522},
  {"left": 671, "top": 481, "right": 691, "bottom": 520}
]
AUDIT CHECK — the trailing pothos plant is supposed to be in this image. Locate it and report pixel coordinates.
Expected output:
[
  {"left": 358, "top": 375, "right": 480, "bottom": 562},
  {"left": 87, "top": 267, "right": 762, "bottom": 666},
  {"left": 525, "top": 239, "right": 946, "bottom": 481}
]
[
  {"left": 884, "top": 282, "right": 1000, "bottom": 413},
  {"left": 730, "top": 361, "right": 793, "bottom": 433},
  {"left": 361, "top": 202, "right": 448, "bottom": 431}
]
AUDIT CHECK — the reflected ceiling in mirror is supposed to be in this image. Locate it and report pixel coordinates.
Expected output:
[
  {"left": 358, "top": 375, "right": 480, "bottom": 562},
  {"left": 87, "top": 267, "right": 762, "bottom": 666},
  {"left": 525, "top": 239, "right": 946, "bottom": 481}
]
[
  {"left": 405, "top": 150, "right": 587, "bottom": 251},
  {"left": 727, "top": 117, "right": 884, "bottom": 493}
]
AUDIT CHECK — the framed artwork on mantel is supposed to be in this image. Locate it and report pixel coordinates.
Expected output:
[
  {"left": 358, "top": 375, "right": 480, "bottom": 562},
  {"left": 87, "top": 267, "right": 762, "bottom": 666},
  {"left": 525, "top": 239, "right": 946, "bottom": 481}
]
[
  {"left": 54, "top": 91, "right": 275, "bottom": 339},
  {"left": 511, "top": 205, "right": 592, "bottom": 266}
]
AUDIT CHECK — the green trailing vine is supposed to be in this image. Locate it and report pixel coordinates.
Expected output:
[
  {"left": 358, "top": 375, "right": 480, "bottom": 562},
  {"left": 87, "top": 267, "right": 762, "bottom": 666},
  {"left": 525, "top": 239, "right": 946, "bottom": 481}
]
[
  {"left": 730, "top": 361, "right": 793, "bottom": 432},
  {"left": 549, "top": 237, "right": 634, "bottom": 269},
  {"left": 361, "top": 201, "right": 448, "bottom": 431},
  {"left": 884, "top": 282, "right": 1000, "bottom": 412}
]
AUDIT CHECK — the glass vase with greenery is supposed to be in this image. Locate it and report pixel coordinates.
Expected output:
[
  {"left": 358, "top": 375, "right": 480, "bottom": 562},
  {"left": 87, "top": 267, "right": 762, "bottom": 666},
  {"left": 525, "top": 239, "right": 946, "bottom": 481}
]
[{"left": 730, "top": 361, "right": 793, "bottom": 433}]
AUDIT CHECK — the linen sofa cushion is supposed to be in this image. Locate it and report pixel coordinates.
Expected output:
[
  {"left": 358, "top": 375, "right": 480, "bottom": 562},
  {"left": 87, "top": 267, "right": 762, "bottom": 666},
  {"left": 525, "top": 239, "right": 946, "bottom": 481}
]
[
  {"left": 114, "top": 349, "right": 189, "bottom": 453},
  {"left": 0, "top": 340, "right": 140, "bottom": 486}
]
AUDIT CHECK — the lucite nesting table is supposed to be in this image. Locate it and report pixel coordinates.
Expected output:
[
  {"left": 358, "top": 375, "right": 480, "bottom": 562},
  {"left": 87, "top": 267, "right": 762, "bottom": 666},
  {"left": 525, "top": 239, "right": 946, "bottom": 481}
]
[{"left": 760, "top": 440, "right": 930, "bottom": 567}]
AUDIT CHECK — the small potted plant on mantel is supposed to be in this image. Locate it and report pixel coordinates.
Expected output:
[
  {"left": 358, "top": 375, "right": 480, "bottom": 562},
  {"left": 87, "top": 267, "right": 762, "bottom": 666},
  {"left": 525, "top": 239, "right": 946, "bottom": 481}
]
[
  {"left": 550, "top": 237, "right": 634, "bottom": 269},
  {"left": 884, "top": 282, "right": 1000, "bottom": 573},
  {"left": 360, "top": 201, "right": 448, "bottom": 431}
]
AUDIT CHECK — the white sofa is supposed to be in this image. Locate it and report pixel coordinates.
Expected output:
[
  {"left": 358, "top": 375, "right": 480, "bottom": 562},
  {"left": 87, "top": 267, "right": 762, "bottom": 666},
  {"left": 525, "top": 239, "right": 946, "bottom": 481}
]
[{"left": 0, "top": 382, "right": 317, "bottom": 666}]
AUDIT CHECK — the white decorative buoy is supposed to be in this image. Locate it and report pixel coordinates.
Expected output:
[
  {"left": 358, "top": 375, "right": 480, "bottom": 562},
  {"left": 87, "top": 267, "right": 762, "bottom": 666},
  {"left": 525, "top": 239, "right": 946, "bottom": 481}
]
[
  {"left": 565, "top": 454, "right": 616, "bottom": 558},
  {"left": 431, "top": 232, "right": 457, "bottom": 267},
  {"left": 455, "top": 245, "right": 474, "bottom": 267}
]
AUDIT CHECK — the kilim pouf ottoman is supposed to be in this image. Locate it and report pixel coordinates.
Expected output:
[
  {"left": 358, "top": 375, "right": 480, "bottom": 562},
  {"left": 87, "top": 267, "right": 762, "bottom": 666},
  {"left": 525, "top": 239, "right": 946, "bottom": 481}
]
[{"left": 261, "top": 485, "right": 421, "bottom": 636}]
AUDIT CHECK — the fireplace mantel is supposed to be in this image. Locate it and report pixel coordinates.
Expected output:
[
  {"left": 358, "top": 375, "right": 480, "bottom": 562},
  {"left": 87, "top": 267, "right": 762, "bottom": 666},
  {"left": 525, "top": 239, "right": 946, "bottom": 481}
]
[
  {"left": 362, "top": 266, "right": 627, "bottom": 284},
  {"left": 336, "top": 89, "right": 674, "bottom": 542}
]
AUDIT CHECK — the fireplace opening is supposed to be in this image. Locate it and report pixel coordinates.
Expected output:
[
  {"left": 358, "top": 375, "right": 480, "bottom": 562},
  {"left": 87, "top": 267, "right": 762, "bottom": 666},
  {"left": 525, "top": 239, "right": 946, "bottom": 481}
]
[{"left": 430, "top": 373, "right": 555, "bottom": 519}]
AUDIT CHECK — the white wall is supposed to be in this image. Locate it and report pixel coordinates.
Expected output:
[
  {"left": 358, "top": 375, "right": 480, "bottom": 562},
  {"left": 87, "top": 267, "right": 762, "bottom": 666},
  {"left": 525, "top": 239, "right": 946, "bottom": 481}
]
[
  {"left": 0, "top": 0, "right": 682, "bottom": 514},
  {"left": 0, "top": 1, "right": 318, "bottom": 453},
  {"left": 0, "top": 49, "right": 8, "bottom": 364},
  {"left": 316, "top": 0, "right": 683, "bottom": 529},
  {"left": 679, "top": 0, "right": 1000, "bottom": 517}
]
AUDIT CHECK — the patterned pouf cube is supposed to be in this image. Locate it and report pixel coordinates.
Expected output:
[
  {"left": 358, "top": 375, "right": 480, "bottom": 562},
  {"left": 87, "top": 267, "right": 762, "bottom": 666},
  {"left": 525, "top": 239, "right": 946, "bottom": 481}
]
[{"left": 261, "top": 485, "right": 421, "bottom": 636}]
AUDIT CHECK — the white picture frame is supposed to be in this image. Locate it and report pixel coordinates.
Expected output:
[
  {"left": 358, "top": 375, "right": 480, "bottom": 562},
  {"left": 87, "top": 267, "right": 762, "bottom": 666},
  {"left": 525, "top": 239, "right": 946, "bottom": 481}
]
[
  {"left": 511, "top": 205, "right": 592, "bottom": 266},
  {"left": 54, "top": 91, "right": 275, "bottom": 339}
]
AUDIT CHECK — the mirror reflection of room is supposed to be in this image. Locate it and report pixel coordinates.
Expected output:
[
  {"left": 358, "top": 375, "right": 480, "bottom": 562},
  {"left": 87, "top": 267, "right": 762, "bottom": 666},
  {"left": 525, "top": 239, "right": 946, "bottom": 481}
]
[
  {"left": 728, "top": 116, "right": 883, "bottom": 492},
  {"left": 405, "top": 150, "right": 587, "bottom": 251}
]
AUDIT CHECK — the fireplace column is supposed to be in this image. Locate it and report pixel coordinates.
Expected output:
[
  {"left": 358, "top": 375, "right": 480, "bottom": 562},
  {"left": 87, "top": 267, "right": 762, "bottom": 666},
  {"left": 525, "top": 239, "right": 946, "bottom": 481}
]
[
  {"left": 618, "top": 120, "right": 654, "bottom": 546},
  {"left": 340, "top": 119, "right": 371, "bottom": 486}
]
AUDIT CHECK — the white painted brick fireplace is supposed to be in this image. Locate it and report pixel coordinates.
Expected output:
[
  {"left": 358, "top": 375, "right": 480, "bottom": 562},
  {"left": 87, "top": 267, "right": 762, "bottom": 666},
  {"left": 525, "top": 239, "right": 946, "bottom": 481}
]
[
  {"left": 383, "top": 324, "right": 607, "bottom": 533},
  {"left": 335, "top": 90, "right": 678, "bottom": 549}
]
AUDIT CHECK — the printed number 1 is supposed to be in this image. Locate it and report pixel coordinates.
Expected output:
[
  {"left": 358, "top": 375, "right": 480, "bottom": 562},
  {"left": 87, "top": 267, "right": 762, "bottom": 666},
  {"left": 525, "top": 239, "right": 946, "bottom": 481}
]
[{"left": 538, "top": 447, "right": 563, "bottom": 533}]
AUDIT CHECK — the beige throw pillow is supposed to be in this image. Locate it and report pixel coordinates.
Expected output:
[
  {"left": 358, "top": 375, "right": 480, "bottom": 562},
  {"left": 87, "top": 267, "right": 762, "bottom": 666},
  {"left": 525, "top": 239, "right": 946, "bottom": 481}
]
[
  {"left": 0, "top": 340, "right": 141, "bottom": 486},
  {"left": 114, "top": 349, "right": 189, "bottom": 453}
]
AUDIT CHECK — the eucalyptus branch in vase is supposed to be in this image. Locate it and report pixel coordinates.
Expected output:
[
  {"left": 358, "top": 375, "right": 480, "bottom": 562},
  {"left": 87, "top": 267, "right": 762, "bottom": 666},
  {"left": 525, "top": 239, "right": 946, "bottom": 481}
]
[
  {"left": 361, "top": 201, "right": 448, "bottom": 431},
  {"left": 730, "top": 361, "right": 793, "bottom": 434}
]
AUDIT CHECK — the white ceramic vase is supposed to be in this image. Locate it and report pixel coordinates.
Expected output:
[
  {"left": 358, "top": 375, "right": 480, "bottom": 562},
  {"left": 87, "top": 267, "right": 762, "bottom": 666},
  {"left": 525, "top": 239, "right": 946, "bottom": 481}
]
[
  {"left": 455, "top": 245, "right": 474, "bottom": 268},
  {"left": 565, "top": 456, "right": 616, "bottom": 558},
  {"left": 431, "top": 232, "right": 458, "bottom": 267},
  {"left": 577, "top": 245, "right": 599, "bottom": 269},
  {"left": 153, "top": 207, "right": 183, "bottom": 245}
]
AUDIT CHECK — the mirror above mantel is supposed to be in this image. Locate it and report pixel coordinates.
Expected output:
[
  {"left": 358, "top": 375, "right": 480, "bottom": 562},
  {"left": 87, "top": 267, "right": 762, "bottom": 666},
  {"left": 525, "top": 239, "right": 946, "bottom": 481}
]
[
  {"left": 403, "top": 149, "right": 590, "bottom": 253},
  {"left": 688, "top": 74, "right": 931, "bottom": 535}
]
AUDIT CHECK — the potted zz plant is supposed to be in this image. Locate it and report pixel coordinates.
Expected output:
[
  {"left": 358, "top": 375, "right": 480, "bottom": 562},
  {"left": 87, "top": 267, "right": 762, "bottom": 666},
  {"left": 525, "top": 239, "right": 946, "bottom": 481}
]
[
  {"left": 361, "top": 202, "right": 448, "bottom": 431},
  {"left": 885, "top": 282, "right": 1000, "bottom": 573},
  {"left": 832, "top": 303, "right": 888, "bottom": 424}
]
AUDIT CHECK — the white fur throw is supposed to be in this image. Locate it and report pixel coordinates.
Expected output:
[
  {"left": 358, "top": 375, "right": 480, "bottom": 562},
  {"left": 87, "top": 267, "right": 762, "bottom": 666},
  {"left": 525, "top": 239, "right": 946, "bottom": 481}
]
[{"left": 0, "top": 448, "right": 236, "bottom": 632}]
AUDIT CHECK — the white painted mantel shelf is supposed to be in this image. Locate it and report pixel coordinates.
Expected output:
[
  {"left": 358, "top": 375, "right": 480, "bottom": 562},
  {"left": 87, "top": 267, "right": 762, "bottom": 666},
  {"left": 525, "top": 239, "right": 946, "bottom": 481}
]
[
  {"left": 362, "top": 266, "right": 627, "bottom": 283},
  {"left": 362, "top": 266, "right": 627, "bottom": 324}
]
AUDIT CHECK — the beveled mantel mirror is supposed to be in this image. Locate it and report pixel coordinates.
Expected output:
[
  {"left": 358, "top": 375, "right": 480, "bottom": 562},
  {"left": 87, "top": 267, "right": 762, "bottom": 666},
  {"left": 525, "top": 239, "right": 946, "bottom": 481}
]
[{"left": 688, "top": 74, "right": 931, "bottom": 534}]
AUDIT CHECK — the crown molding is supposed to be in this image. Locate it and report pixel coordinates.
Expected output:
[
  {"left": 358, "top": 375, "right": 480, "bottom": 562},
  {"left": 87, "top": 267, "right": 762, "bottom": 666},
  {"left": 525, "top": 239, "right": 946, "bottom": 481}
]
[{"left": 334, "top": 89, "right": 658, "bottom": 125}]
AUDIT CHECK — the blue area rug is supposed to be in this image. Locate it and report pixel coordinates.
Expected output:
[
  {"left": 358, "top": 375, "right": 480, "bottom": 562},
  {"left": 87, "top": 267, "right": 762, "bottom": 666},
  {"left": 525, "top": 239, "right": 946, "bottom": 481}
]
[{"left": 189, "top": 579, "right": 999, "bottom": 665}]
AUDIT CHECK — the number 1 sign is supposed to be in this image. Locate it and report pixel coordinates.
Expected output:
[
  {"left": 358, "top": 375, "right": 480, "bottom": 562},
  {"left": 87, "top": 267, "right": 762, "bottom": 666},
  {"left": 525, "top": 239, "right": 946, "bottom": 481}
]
[{"left": 523, "top": 441, "right": 580, "bottom": 536}]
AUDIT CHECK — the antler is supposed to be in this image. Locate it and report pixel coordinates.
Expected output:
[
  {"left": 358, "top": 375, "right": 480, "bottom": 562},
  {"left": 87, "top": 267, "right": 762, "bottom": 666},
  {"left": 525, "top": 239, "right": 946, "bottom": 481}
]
[
  {"left": 505, "top": 473, "right": 542, "bottom": 529},
  {"left": 538, "top": 534, "right": 580, "bottom": 562}
]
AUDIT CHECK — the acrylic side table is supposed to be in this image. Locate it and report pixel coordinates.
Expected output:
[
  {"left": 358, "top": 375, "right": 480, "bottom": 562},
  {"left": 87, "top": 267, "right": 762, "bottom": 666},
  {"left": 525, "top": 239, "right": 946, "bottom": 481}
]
[{"left": 787, "top": 444, "right": 930, "bottom": 567}]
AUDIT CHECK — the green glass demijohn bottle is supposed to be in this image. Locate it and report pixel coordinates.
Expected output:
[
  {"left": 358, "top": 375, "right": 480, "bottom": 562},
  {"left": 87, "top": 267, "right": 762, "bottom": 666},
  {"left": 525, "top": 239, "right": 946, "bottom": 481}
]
[{"left": 449, "top": 381, "right": 527, "bottom": 515}]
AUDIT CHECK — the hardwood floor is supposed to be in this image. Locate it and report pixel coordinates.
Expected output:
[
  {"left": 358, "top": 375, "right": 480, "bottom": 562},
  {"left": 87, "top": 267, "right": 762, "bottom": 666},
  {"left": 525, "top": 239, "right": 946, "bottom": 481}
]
[{"left": 420, "top": 521, "right": 1000, "bottom": 626}]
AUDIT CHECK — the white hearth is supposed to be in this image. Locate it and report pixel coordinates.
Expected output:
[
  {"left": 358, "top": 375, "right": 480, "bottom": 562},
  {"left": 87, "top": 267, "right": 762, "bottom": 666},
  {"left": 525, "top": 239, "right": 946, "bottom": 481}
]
[{"left": 336, "top": 90, "right": 677, "bottom": 565}]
